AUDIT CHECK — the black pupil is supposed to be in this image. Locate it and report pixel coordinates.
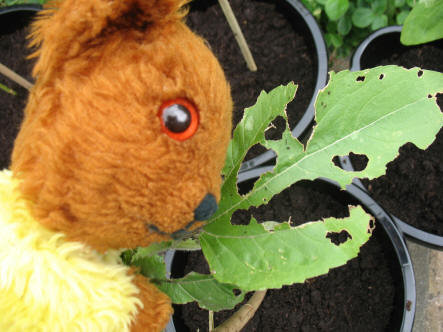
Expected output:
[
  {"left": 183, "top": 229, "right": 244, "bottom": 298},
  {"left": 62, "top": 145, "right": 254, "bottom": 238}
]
[{"left": 162, "top": 104, "right": 191, "bottom": 133}]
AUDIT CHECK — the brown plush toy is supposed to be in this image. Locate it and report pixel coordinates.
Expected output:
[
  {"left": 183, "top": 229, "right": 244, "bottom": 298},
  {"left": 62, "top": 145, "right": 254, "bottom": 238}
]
[{"left": 0, "top": 0, "right": 232, "bottom": 331}]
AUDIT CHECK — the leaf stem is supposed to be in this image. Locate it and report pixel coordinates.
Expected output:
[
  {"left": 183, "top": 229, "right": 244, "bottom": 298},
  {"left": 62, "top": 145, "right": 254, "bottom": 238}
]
[
  {"left": 218, "top": 0, "right": 257, "bottom": 72},
  {"left": 0, "top": 62, "right": 33, "bottom": 91},
  {"left": 214, "top": 290, "right": 266, "bottom": 332},
  {"left": 0, "top": 82, "right": 17, "bottom": 95}
]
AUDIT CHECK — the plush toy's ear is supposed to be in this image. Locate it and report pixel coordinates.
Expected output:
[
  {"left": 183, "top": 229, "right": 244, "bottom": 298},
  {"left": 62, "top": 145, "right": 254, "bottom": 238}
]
[{"left": 29, "top": 0, "right": 189, "bottom": 81}]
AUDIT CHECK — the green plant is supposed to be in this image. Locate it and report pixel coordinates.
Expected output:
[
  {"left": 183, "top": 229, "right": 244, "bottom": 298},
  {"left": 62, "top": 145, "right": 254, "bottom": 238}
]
[
  {"left": 0, "top": 0, "right": 47, "bottom": 6},
  {"left": 0, "top": 82, "right": 16, "bottom": 95},
  {"left": 400, "top": 0, "right": 443, "bottom": 45},
  {"left": 123, "top": 65, "right": 442, "bottom": 330},
  {"left": 300, "top": 0, "right": 415, "bottom": 58}
]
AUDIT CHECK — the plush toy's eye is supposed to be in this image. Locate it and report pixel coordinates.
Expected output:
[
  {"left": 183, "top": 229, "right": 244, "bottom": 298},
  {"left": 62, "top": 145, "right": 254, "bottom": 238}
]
[{"left": 158, "top": 98, "right": 199, "bottom": 141}]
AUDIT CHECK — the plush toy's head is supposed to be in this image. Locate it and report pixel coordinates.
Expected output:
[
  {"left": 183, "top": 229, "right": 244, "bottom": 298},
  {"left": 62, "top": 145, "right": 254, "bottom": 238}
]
[{"left": 11, "top": 0, "right": 232, "bottom": 251}]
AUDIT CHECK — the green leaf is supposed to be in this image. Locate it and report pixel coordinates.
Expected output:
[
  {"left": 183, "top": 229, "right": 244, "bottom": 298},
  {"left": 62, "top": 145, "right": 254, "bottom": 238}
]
[
  {"left": 325, "top": 0, "right": 349, "bottom": 21},
  {"left": 132, "top": 255, "right": 167, "bottom": 280},
  {"left": 325, "top": 32, "right": 343, "bottom": 47},
  {"left": 371, "top": 0, "right": 387, "bottom": 15},
  {"left": 309, "top": 66, "right": 443, "bottom": 186},
  {"left": 210, "top": 66, "right": 443, "bottom": 227},
  {"left": 199, "top": 66, "right": 442, "bottom": 291},
  {"left": 400, "top": 0, "right": 443, "bottom": 45},
  {"left": 337, "top": 14, "right": 352, "bottom": 35},
  {"left": 200, "top": 207, "right": 373, "bottom": 291},
  {"left": 352, "top": 7, "right": 375, "bottom": 28},
  {"left": 156, "top": 272, "right": 244, "bottom": 311},
  {"left": 221, "top": 83, "right": 297, "bottom": 206},
  {"left": 371, "top": 14, "right": 388, "bottom": 30},
  {"left": 396, "top": 10, "right": 410, "bottom": 25},
  {"left": 395, "top": 0, "right": 405, "bottom": 7}
]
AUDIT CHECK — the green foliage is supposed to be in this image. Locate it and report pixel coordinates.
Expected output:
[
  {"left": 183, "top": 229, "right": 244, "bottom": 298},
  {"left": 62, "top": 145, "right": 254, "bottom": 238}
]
[
  {"left": 126, "top": 65, "right": 443, "bottom": 312},
  {"left": 401, "top": 0, "right": 443, "bottom": 45},
  {"left": 0, "top": 0, "right": 47, "bottom": 6},
  {"left": 0, "top": 83, "right": 16, "bottom": 95},
  {"left": 157, "top": 273, "right": 245, "bottom": 311},
  {"left": 200, "top": 208, "right": 372, "bottom": 291},
  {"left": 300, "top": 0, "right": 415, "bottom": 57},
  {"left": 121, "top": 246, "right": 245, "bottom": 311}
]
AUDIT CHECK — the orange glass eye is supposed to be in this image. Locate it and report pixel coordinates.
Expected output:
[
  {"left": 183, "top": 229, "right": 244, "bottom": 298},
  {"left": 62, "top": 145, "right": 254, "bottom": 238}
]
[{"left": 158, "top": 98, "right": 199, "bottom": 141}]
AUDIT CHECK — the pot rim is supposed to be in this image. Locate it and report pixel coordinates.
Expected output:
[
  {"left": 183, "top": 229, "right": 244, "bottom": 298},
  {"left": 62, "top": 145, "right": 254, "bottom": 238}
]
[
  {"left": 238, "top": 0, "right": 328, "bottom": 173},
  {"left": 165, "top": 166, "right": 416, "bottom": 332},
  {"left": 343, "top": 25, "right": 443, "bottom": 247},
  {"left": 0, "top": 4, "right": 42, "bottom": 14}
]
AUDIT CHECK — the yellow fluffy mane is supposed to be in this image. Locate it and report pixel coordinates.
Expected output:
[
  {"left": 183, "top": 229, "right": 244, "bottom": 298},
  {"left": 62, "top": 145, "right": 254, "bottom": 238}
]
[{"left": 0, "top": 170, "right": 142, "bottom": 331}]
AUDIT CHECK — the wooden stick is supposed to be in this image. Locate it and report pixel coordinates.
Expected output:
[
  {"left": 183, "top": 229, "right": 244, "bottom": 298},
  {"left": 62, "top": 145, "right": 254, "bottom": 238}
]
[
  {"left": 209, "top": 310, "right": 215, "bottom": 332},
  {"left": 214, "top": 290, "right": 267, "bottom": 332},
  {"left": 218, "top": 0, "right": 257, "bottom": 72},
  {"left": 0, "top": 62, "right": 33, "bottom": 91}
]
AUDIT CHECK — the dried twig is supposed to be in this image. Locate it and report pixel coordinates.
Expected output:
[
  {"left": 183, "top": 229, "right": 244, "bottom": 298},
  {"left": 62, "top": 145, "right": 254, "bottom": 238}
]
[
  {"left": 0, "top": 62, "right": 33, "bottom": 91},
  {"left": 209, "top": 310, "right": 215, "bottom": 332},
  {"left": 218, "top": 0, "right": 257, "bottom": 72},
  {"left": 214, "top": 290, "right": 267, "bottom": 332}
]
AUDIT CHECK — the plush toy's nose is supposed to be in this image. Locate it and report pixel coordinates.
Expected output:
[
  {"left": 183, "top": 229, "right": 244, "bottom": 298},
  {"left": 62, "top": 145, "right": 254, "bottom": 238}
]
[{"left": 194, "top": 193, "right": 218, "bottom": 221}]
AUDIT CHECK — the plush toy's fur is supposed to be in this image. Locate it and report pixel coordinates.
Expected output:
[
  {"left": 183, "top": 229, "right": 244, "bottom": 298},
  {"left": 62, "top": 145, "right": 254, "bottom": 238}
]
[{"left": 1, "top": 0, "right": 232, "bottom": 330}]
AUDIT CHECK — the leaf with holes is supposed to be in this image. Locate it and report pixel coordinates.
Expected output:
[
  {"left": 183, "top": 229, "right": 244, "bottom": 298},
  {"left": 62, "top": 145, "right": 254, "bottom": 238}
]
[
  {"left": 219, "top": 83, "right": 297, "bottom": 217},
  {"left": 200, "top": 65, "right": 442, "bottom": 291},
  {"left": 156, "top": 272, "right": 244, "bottom": 311},
  {"left": 201, "top": 207, "right": 373, "bottom": 291}
]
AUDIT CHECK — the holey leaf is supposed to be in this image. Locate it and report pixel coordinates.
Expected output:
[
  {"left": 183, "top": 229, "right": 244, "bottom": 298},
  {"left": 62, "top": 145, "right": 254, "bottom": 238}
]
[
  {"left": 222, "top": 83, "right": 297, "bottom": 191},
  {"left": 201, "top": 207, "right": 372, "bottom": 291},
  {"left": 307, "top": 66, "right": 443, "bottom": 186},
  {"left": 200, "top": 65, "right": 442, "bottom": 291},
  {"left": 211, "top": 66, "right": 443, "bottom": 224},
  {"left": 132, "top": 253, "right": 244, "bottom": 311},
  {"left": 156, "top": 272, "right": 244, "bottom": 311}
]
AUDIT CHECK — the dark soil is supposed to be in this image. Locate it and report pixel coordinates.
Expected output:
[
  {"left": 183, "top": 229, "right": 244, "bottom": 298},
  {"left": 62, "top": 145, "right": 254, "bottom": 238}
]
[
  {"left": 352, "top": 33, "right": 443, "bottom": 235},
  {"left": 171, "top": 181, "right": 403, "bottom": 332},
  {"left": 0, "top": 9, "right": 37, "bottom": 170},
  {"left": 187, "top": 0, "right": 317, "bottom": 160}
]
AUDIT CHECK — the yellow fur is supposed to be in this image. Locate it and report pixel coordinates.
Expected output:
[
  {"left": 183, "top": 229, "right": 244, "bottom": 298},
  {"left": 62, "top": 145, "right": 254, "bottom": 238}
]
[{"left": 0, "top": 170, "right": 142, "bottom": 331}]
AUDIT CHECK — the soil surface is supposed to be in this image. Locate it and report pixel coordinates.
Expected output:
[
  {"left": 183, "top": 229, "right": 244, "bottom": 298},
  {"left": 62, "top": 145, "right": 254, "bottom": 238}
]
[
  {"left": 353, "top": 33, "right": 443, "bottom": 235},
  {"left": 0, "top": 9, "right": 37, "bottom": 170},
  {"left": 171, "top": 181, "right": 403, "bottom": 332},
  {"left": 187, "top": 0, "right": 317, "bottom": 159}
]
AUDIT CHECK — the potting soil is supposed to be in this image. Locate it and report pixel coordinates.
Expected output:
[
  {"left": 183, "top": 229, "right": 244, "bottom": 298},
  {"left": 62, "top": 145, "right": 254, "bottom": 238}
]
[
  {"left": 0, "top": 11, "right": 35, "bottom": 170},
  {"left": 187, "top": 0, "right": 317, "bottom": 159}
]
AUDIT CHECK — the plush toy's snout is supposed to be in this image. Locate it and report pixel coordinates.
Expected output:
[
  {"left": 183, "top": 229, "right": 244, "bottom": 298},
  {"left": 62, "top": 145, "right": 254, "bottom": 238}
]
[
  {"left": 164, "top": 193, "right": 218, "bottom": 240},
  {"left": 194, "top": 193, "right": 218, "bottom": 221}
]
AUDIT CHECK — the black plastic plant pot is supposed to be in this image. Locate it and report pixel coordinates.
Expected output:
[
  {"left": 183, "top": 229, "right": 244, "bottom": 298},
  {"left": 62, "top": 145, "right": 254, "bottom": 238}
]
[
  {"left": 237, "top": 0, "right": 329, "bottom": 172},
  {"left": 186, "top": 0, "right": 328, "bottom": 173},
  {"left": 165, "top": 166, "right": 415, "bottom": 332},
  {"left": 0, "top": 5, "right": 41, "bottom": 170},
  {"left": 340, "top": 26, "right": 443, "bottom": 247}
]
